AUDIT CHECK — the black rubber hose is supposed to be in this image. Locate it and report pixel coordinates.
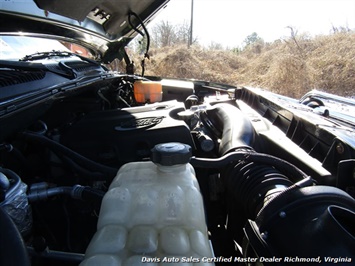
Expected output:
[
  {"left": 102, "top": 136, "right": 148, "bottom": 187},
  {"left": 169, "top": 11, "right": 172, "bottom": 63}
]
[
  {"left": 60, "top": 155, "right": 106, "bottom": 180},
  {"left": 28, "top": 185, "right": 105, "bottom": 203},
  {"left": 202, "top": 104, "right": 255, "bottom": 155},
  {"left": 225, "top": 161, "right": 294, "bottom": 218},
  {"left": 28, "top": 186, "right": 73, "bottom": 202},
  {"left": 20, "top": 132, "right": 118, "bottom": 179},
  {"left": 190, "top": 150, "right": 309, "bottom": 182},
  {"left": 128, "top": 11, "right": 150, "bottom": 77}
]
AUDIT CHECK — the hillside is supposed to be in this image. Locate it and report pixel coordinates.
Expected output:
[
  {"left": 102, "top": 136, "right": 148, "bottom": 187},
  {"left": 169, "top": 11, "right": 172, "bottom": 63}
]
[{"left": 129, "top": 31, "right": 354, "bottom": 99}]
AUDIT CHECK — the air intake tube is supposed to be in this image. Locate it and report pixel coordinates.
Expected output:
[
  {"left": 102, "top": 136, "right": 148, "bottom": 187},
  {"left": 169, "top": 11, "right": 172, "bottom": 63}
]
[
  {"left": 200, "top": 103, "right": 255, "bottom": 155},
  {"left": 191, "top": 150, "right": 307, "bottom": 242}
]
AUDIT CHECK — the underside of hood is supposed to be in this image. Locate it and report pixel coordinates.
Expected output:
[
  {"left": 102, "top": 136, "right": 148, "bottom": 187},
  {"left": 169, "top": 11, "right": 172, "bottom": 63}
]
[{"left": 0, "top": 0, "right": 169, "bottom": 62}]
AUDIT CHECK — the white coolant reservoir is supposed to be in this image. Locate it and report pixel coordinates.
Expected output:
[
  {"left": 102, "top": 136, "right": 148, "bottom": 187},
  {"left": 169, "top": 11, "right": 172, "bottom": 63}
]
[{"left": 80, "top": 143, "right": 214, "bottom": 266}]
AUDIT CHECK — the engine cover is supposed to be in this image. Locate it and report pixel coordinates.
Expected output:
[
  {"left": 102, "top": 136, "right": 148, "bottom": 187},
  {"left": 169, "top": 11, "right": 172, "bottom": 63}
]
[{"left": 61, "top": 101, "right": 195, "bottom": 167}]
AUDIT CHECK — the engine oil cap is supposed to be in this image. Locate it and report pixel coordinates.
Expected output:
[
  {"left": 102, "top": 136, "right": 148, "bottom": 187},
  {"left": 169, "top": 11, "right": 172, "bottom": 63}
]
[{"left": 151, "top": 142, "right": 192, "bottom": 166}]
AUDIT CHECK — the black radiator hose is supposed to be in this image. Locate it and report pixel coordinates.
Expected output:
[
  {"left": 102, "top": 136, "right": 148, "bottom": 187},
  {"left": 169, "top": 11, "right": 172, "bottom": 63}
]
[{"left": 27, "top": 183, "right": 105, "bottom": 203}]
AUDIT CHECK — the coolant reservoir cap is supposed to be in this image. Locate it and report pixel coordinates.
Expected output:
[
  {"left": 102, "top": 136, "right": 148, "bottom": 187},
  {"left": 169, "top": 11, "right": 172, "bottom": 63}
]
[{"left": 151, "top": 142, "right": 192, "bottom": 166}]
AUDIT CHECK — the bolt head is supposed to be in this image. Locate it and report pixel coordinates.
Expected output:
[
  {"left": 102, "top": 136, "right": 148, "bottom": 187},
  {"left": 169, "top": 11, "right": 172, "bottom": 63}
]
[
  {"left": 279, "top": 211, "right": 287, "bottom": 218},
  {"left": 336, "top": 143, "right": 344, "bottom": 154}
]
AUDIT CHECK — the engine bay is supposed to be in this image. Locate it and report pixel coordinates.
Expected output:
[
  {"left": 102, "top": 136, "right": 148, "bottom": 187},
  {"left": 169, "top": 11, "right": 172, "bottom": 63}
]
[{"left": 0, "top": 73, "right": 354, "bottom": 265}]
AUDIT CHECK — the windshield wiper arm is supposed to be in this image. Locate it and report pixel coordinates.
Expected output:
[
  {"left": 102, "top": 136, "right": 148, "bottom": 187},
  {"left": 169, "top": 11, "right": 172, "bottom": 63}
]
[
  {"left": 20, "top": 50, "right": 100, "bottom": 66},
  {"left": 20, "top": 51, "right": 73, "bottom": 61},
  {"left": 0, "top": 59, "right": 75, "bottom": 79},
  {"left": 17, "top": 51, "right": 103, "bottom": 79}
]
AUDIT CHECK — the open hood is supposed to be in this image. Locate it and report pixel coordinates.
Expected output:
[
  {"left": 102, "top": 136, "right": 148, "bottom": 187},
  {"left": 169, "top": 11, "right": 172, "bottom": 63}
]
[{"left": 0, "top": 0, "right": 169, "bottom": 62}]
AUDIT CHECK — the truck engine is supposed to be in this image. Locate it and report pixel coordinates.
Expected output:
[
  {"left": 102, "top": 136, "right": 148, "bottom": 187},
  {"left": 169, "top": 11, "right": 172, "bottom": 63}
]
[{"left": 0, "top": 74, "right": 354, "bottom": 265}]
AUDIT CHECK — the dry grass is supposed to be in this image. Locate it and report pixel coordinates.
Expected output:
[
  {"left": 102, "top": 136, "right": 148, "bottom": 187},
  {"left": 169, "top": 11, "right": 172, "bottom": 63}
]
[
  {"left": 130, "top": 32, "right": 355, "bottom": 98},
  {"left": 142, "top": 46, "right": 246, "bottom": 85}
]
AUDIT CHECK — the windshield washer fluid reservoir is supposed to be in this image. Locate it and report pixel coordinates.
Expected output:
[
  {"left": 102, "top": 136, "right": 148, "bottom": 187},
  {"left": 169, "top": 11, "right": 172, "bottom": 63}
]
[{"left": 80, "top": 143, "right": 214, "bottom": 266}]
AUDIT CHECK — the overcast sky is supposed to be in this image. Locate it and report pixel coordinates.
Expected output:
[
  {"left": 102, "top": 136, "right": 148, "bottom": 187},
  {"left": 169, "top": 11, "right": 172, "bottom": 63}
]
[{"left": 148, "top": 0, "right": 355, "bottom": 48}]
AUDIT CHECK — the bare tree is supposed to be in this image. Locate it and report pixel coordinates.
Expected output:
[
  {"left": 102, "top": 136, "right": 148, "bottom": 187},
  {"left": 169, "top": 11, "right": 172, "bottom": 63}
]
[
  {"left": 285, "top": 26, "right": 304, "bottom": 58},
  {"left": 152, "top": 21, "right": 176, "bottom": 47},
  {"left": 175, "top": 21, "right": 190, "bottom": 46},
  {"left": 150, "top": 20, "right": 197, "bottom": 48}
]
